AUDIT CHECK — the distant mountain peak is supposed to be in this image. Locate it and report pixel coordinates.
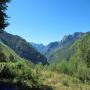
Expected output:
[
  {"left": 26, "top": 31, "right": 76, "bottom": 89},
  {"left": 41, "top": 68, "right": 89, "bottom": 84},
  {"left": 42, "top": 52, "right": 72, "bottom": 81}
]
[{"left": 60, "top": 32, "right": 84, "bottom": 47}]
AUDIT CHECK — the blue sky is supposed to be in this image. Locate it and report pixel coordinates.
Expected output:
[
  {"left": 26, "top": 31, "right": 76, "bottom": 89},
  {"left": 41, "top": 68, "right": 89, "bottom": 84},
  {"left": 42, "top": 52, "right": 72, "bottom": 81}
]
[{"left": 6, "top": 0, "right": 90, "bottom": 45}]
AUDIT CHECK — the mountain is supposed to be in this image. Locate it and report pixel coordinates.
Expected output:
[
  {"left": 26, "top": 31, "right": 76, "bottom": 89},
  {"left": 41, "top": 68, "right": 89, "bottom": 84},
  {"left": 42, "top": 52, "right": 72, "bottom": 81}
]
[
  {"left": 46, "top": 32, "right": 84, "bottom": 63},
  {"left": 0, "top": 31, "right": 89, "bottom": 90},
  {"left": 44, "top": 41, "right": 60, "bottom": 58},
  {"left": 70, "top": 32, "right": 90, "bottom": 67},
  {"left": 31, "top": 32, "right": 84, "bottom": 62},
  {"left": 0, "top": 41, "right": 24, "bottom": 62},
  {"left": 0, "top": 32, "right": 48, "bottom": 64},
  {"left": 31, "top": 43, "right": 46, "bottom": 53},
  {"left": 48, "top": 32, "right": 90, "bottom": 85},
  {"left": 60, "top": 32, "right": 84, "bottom": 47},
  {"left": 0, "top": 41, "right": 53, "bottom": 90},
  {"left": 31, "top": 41, "right": 60, "bottom": 57}
]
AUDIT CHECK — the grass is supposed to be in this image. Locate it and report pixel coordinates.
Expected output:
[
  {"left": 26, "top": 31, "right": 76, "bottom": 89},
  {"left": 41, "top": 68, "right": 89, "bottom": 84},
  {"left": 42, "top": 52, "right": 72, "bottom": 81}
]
[{"left": 36, "top": 67, "right": 90, "bottom": 90}]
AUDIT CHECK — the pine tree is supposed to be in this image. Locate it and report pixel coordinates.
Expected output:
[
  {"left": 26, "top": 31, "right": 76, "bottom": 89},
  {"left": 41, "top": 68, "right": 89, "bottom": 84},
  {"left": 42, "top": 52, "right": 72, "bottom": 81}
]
[{"left": 0, "top": 0, "right": 11, "bottom": 31}]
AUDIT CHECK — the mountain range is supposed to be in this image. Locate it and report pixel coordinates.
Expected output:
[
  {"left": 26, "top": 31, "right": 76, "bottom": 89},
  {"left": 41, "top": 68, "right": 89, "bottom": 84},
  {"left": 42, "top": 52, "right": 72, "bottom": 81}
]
[
  {"left": 0, "top": 32, "right": 48, "bottom": 64},
  {"left": 0, "top": 31, "right": 89, "bottom": 64},
  {"left": 0, "top": 31, "right": 90, "bottom": 90},
  {"left": 31, "top": 32, "right": 84, "bottom": 63}
]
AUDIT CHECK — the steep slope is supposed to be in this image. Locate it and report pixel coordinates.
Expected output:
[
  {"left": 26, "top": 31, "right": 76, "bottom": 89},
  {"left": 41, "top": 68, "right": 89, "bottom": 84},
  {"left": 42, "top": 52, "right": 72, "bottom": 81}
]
[
  {"left": 70, "top": 32, "right": 90, "bottom": 67},
  {"left": 47, "top": 32, "right": 90, "bottom": 86},
  {"left": 0, "top": 41, "right": 24, "bottom": 62},
  {"left": 60, "top": 32, "right": 84, "bottom": 46},
  {"left": 0, "top": 41, "right": 53, "bottom": 90},
  {"left": 31, "top": 32, "right": 84, "bottom": 62},
  {"left": 31, "top": 43, "right": 46, "bottom": 53},
  {"left": 31, "top": 41, "right": 60, "bottom": 58},
  {"left": 48, "top": 32, "right": 84, "bottom": 63},
  {"left": 28, "top": 32, "right": 83, "bottom": 63},
  {"left": 0, "top": 32, "right": 48, "bottom": 64},
  {"left": 44, "top": 42, "right": 60, "bottom": 58}
]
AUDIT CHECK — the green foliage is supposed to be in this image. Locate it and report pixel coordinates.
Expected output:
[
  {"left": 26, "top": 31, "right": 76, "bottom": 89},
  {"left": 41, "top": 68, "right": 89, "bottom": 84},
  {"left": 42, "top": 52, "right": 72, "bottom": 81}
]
[
  {"left": 0, "top": 42, "right": 44, "bottom": 88},
  {"left": 48, "top": 32, "right": 84, "bottom": 63},
  {"left": 0, "top": 51, "right": 6, "bottom": 62},
  {"left": 0, "top": 62, "right": 43, "bottom": 88},
  {"left": 0, "top": 32, "right": 90, "bottom": 89},
  {"left": 0, "top": 0, "right": 11, "bottom": 31},
  {"left": 49, "top": 59, "right": 90, "bottom": 83},
  {"left": 48, "top": 33, "right": 90, "bottom": 84},
  {"left": 0, "top": 63, "right": 17, "bottom": 78},
  {"left": 62, "top": 79, "right": 69, "bottom": 86},
  {"left": 48, "top": 61, "right": 72, "bottom": 75}
]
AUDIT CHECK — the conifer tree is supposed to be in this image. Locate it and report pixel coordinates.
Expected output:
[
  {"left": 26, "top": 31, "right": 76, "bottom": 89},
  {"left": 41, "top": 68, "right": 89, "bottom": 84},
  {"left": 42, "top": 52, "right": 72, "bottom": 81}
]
[{"left": 0, "top": 0, "right": 11, "bottom": 31}]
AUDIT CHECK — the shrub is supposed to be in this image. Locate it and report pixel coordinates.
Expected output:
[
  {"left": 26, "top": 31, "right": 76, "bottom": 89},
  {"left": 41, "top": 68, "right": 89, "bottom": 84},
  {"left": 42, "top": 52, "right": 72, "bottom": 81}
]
[
  {"left": 62, "top": 79, "right": 69, "bottom": 86},
  {"left": 0, "top": 63, "right": 17, "bottom": 78},
  {"left": 0, "top": 52, "right": 7, "bottom": 62}
]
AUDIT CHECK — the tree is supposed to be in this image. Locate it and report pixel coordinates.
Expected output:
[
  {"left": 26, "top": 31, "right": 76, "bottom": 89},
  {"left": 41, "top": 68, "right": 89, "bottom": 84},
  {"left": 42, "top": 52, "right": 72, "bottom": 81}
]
[{"left": 0, "top": 0, "right": 11, "bottom": 31}]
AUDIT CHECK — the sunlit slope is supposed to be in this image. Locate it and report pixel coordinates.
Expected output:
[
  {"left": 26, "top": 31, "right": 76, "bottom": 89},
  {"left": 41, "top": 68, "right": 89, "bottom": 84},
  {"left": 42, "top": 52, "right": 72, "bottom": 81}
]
[
  {"left": 0, "top": 42, "right": 24, "bottom": 62},
  {"left": 48, "top": 32, "right": 86, "bottom": 63}
]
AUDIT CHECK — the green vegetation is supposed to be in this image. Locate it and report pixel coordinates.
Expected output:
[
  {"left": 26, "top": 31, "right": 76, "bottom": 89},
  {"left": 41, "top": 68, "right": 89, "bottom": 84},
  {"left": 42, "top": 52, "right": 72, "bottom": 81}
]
[
  {"left": 0, "top": 32, "right": 90, "bottom": 90},
  {"left": 0, "top": 0, "right": 90, "bottom": 89},
  {"left": 44, "top": 32, "right": 90, "bottom": 90},
  {"left": 0, "top": 0, "right": 11, "bottom": 31},
  {"left": 46, "top": 32, "right": 84, "bottom": 63},
  {"left": 0, "top": 42, "right": 52, "bottom": 90}
]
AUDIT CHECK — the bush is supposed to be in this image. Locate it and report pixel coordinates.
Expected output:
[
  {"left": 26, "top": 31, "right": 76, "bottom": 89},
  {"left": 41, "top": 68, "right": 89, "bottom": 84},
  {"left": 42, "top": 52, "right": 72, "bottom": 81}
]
[
  {"left": 0, "top": 52, "right": 7, "bottom": 62},
  {"left": 62, "top": 79, "right": 69, "bottom": 86},
  {"left": 0, "top": 63, "right": 17, "bottom": 78}
]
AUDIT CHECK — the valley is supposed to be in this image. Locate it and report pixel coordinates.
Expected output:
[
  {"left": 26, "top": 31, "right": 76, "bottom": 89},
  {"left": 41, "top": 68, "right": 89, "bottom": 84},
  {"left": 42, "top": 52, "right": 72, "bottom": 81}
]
[
  {"left": 0, "top": 0, "right": 90, "bottom": 90},
  {"left": 0, "top": 31, "right": 90, "bottom": 90}
]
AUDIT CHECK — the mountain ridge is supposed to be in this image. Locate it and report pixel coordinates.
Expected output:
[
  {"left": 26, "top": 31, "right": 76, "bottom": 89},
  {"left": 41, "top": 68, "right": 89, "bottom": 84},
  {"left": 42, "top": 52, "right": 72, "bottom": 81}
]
[
  {"left": 0, "top": 32, "right": 48, "bottom": 64},
  {"left": 31, "top": 32, "right": 84, "bottom": 62}
]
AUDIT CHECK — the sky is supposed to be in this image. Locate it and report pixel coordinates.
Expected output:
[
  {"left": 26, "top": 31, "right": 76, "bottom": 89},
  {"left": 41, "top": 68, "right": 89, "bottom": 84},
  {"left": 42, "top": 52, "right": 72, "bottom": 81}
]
[{"left": 6, "top": 0, "right": 90, "bottom": 45}]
